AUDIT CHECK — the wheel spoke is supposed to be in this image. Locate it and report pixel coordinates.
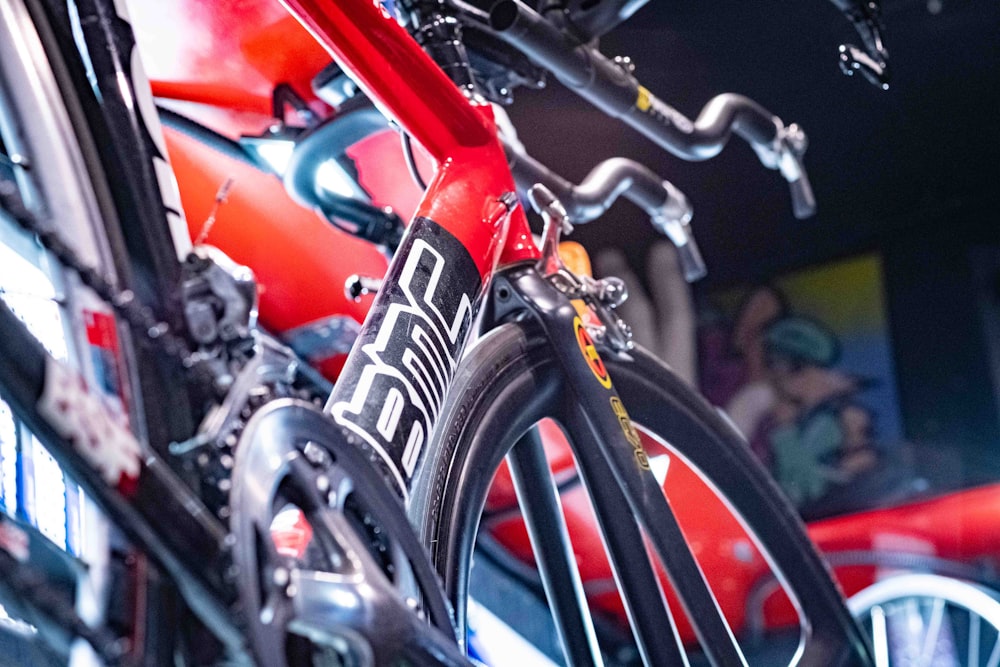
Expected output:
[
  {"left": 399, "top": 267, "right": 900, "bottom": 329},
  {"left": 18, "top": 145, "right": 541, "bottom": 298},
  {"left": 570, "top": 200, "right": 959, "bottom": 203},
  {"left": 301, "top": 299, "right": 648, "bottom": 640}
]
[
  {"left": 507, "top": 427, "right": 604, "bottom": 667},
  {"left": 970, "top": 609, "right": 981, "bottom": 667},
  {"left": 919, "top": 596, "right": 945, "bottom": 667},
  {"left": 983, "top": 631, "right": 1000, "bottom": 667},
  {"left": 849, "top": 574, "right": 1000, "bottom": 667},
  {"left": 870, "top": 605, "right": 890, "bottom": 667}
]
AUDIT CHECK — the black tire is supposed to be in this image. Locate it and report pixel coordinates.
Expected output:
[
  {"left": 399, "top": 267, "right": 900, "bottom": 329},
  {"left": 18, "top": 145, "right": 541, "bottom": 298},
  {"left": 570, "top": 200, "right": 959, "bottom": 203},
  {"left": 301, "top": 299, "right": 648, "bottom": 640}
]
[{"left": 409, "top": 323, "right": 872, "bottom": 665}]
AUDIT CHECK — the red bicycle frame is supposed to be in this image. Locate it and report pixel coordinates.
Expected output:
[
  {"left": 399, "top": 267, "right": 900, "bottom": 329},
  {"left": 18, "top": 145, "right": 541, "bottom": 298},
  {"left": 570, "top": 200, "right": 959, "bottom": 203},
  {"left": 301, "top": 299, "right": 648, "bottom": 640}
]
[
  {"left": 280, "top": 0, "right": 542, "bottom": 496},
  {"left": 284, "top": 0, "right": 538, "bottom": 273}
]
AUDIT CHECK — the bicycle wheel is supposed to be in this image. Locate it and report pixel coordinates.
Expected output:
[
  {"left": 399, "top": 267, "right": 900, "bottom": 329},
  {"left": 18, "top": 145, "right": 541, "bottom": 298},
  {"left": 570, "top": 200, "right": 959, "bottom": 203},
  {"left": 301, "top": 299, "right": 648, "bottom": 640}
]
[
  {"left": 848, "top": 573, "right": 1000, "bottom": 667},
  {"left": 0, "top": 0, "right": 208, "bottom": 662},
  {"left": 0, "top": 0, "right": 199, "bottom": 453},
  {"left": 409, "top": 322, "right": 872, "bottom": 665}
]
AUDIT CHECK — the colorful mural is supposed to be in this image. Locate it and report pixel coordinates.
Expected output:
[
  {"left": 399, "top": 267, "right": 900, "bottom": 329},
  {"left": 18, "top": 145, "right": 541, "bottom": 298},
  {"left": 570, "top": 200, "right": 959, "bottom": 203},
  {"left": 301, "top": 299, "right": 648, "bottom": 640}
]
[{"left": 699, "top": 254, "right": 905, "bottom": 516}]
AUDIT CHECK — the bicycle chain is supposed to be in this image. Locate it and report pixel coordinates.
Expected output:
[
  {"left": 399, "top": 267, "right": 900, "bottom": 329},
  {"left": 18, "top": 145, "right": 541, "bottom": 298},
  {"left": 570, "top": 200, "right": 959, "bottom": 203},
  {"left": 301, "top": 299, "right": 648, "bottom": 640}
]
[{"left": 0, "top": 179, "right": 195, "bottom": 366}]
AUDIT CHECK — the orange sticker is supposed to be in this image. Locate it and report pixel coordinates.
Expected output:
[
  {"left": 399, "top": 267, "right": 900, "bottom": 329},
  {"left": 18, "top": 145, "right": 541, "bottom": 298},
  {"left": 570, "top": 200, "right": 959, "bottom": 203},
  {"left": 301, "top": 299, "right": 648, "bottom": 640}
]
[
  {"left": 558, "top": 241, "right": 592, "bottom": 277},
  {"left": 574, "top": 316, "right": 612, "bottom": 389}
]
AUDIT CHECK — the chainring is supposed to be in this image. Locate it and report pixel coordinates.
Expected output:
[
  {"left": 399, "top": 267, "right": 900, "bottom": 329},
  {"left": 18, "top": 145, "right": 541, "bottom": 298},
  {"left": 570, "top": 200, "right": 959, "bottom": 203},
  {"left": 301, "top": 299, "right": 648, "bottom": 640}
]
[{"left": 227, "top": 399, "right": 462, "bottom": 666}]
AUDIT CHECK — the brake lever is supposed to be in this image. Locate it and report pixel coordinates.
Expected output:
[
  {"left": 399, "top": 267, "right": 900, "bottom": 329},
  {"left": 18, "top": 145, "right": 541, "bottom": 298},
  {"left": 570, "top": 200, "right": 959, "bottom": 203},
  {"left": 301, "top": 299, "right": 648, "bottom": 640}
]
[
  {"left": 648, "top": 182, "right": 707, "bottom": 283},
  {"left": 751, "top": 123, "right": 817, "bottom": 220},
  {"left": 831, "top": 0, "right": 891, "bottom": 89}
]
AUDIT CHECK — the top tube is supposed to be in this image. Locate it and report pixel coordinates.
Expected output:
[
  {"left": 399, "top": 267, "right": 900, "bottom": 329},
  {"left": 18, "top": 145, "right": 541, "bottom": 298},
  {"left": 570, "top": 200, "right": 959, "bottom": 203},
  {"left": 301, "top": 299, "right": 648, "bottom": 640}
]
[
  {"left": 281, "top": 0, "right": 538, "bottom": 274},
  {"left": 281, "top": 0, "right": 494, "bottom": 160}
]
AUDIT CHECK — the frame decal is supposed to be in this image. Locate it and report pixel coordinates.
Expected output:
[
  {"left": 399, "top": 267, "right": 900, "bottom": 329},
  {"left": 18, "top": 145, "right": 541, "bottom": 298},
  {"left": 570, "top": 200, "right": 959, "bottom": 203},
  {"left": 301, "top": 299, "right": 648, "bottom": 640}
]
[
  {"left": 37, "top": 358, "right": 142, "bottom": 490},
  {"left": 329, "top": 218, "right": 481, "bottom": 493},
  {"left": 574, "top": 316, "right": 612, "bottom": 389},
  {"left": 610, "top": 396, "right": 650, "bottom": 470}
]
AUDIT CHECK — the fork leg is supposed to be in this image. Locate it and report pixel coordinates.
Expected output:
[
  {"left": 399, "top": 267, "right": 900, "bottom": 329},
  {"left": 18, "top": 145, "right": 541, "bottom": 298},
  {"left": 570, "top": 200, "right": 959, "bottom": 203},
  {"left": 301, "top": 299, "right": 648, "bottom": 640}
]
[
  {"left": 507, "top": 426, "right": 605, "bottom": 667},
  {"left": 496, "top": 265, "right": 747, "bottom": 667}
]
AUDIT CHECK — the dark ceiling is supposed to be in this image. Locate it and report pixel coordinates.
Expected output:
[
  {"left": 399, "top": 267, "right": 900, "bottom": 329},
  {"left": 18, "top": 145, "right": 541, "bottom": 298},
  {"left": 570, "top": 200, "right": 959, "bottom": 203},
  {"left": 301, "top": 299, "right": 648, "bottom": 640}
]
[{"left": 506, "top": 0, "right": 1000, "bottom": 286}]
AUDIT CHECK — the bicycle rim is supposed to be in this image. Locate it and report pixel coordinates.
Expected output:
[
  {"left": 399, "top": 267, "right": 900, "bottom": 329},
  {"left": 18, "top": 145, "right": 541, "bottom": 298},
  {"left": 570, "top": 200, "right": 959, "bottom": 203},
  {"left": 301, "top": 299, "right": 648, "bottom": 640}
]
[
  {"left": 849, "top": 574, "right": 1000, "bottom": 667},
  {"left": 409, "top": 322, "right": 872, "bottom": 666}
]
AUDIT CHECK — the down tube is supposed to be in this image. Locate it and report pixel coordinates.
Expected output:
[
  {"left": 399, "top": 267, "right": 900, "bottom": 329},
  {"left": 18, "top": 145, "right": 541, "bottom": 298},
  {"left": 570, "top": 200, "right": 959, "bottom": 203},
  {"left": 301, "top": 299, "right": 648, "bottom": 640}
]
[{"left": 325, "top": 216, "right": 486, "bottom": 499}]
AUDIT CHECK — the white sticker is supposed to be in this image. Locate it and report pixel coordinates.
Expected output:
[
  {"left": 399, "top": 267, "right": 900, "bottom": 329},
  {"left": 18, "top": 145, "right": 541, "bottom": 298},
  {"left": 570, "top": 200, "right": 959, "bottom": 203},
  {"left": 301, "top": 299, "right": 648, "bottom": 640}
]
[{"left": 37, "top": 358, "right": 142, "bottom": 487}]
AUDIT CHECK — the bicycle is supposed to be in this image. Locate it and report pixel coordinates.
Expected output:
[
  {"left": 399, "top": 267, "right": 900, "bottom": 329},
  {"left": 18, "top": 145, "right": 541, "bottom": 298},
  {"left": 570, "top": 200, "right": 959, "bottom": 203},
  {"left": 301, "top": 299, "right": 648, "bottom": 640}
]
[
  {"left": 2, "top": 0, "right": 459, "bottom": 664},
  {"left": 0, "top": 0, "right": 891, "bottom": 664}
]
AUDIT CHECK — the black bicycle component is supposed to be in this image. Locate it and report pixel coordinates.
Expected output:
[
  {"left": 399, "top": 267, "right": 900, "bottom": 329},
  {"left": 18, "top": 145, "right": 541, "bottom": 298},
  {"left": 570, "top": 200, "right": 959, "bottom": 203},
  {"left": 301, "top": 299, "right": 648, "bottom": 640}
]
[
  {"left": 324, "top": 215, "right": 486, "bottom": 498},
  {"left": 229, "top": 399, "right": 470, "bottom": 666},
  {"left": 403, "top": 131, "right": 430, "bottom": 190},
  {"left": 159, "top": 107, "right": 261, "bottom": 169},
  {"left": 49, "top": 0, "right": 186, "bottom": 325},
  {"left": 461, "top": 27, "right": 548, "bottom": 104},
  {"left": 488, "top": 0, "right": 774, "bottom": 154},
  {"left": 320, "top": 191, "right": 407, "bottom": 251},
  {"left": 281, "top": 104, "right": 406, "bottom": 251},
  {"left": 548, "top": 0, "right": 652, "bottom": 42},
  {"left": 497, "top": 264, "right": 748, "bottom": 666},
  {"left": 0, "top": 300, "right": 250, "bottom": 659},
  {"left": 0, "top": 182, "right": 191, "bottom": 361},
  {"left": 485, "top": 0, "right": 816, "bottom": 218},
  {"left": 412, "top": 314, "right": 878, "bottom": 665},
  {"left": 272, "top": 82, "right": 319, "bottom": 127},
  {"left": 165, "top": 107, "right": 408, "bottom": 253},
  {"left": 283, "top": 105, "right": 387, "bottom": 204},
  {"left": 503, "top": 361, "right": 690, "bottom": 666},
  {"left": 506, "top": 427, "right": 604, "bottom": 666},
  {"left": 527, "top": 184, "right": 637, "bottom": 352},
  {"left": 404, "top": 0, "right": 479, "bottom": 93},
  {"left": 510, "top": 149, "right": 675, "bottom": 224},
  {"left": 345, "top": 274, "right": 384, "bottom": 302},
  {"left": 312, "top": 62, "right": 363, "bottom": 109},
  {"left": 23, "top": 0, "right": 208, "bottom": 468},
  {"left": 828, "top": 0, "right": 891, "bottom": 89}
]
